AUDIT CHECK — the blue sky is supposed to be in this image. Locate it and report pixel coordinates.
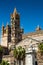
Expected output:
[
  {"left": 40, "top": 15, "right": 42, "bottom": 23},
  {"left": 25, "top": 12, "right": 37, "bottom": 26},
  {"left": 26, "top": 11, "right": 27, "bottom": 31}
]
[{"left": 0, "top": 0, "right": 43, "bottom": 35}]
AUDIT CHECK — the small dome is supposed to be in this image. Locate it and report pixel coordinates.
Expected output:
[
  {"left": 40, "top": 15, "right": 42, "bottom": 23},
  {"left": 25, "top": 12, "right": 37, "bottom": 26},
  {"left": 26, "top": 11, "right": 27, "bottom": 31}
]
[{"left": 36, "top": 25, "right": 41, "bottom": 31}]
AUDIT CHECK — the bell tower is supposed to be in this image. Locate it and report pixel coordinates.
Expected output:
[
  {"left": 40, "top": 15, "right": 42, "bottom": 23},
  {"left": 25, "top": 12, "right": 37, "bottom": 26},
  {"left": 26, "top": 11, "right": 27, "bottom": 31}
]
[{"left": 11, "top": 8, "right": 24, "bottom": 45}]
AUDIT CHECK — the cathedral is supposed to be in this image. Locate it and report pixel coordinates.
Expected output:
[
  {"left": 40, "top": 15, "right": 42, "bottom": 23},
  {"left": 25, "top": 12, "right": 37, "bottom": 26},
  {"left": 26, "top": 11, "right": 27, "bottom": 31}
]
[{"left": 0, "top": 8, "right": 43, "bottom": 65}]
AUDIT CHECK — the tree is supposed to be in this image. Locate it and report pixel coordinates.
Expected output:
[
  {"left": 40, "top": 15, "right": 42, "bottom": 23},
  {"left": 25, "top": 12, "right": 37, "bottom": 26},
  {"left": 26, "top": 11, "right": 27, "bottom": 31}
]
[
  {"left": 0, "top": 46, "right": 3, "bottom": 53},
  {"left": 17, "top": 46, "right": 25, "bottom": 59},
  {"left": 0, "top": 60, "right": 9, "bottom": 65},
  {"left": 13, "top": 47, "right": 18, "bottom": 59},
  {"left": 38, "top": 43, "right": 43, "bottom": 54},
  {"left": 14, "top": 46, "right": 25, "bottom": 60},
  {"left": 0, "top": 46, "right": 3, "bottom": 62}
]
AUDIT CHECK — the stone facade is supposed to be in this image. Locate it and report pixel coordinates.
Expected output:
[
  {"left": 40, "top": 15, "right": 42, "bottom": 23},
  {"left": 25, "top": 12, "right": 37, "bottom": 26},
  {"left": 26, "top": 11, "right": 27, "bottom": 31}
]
[{"left": 0, "top": 8, "right": 43, "bottom": 65}]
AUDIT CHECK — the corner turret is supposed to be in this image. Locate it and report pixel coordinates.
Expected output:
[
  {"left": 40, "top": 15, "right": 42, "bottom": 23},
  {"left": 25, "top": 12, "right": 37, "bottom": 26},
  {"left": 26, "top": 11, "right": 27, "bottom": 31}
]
[{"left": 2, "top": 23, "right": 4, "bottom": 36}]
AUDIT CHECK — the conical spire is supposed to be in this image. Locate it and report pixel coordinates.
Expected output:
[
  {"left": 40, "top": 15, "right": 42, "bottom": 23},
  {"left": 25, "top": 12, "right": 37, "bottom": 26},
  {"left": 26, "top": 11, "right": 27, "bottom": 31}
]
[
  {"left": 13, "top": 8, "right": 17, "bottom": 17},
  {"left": 36, "top": 25, "right": 41, "bottom": 31},
  {"left": 13, "top": 8, "right": 17, "bottom": 14}
]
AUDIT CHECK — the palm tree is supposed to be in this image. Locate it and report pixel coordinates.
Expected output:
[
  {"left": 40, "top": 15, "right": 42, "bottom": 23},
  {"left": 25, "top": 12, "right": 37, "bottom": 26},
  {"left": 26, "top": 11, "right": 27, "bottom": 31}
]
[
  {"left": 14, "top": 46, "right": 25, "bottom": 65},
  {"left": 14, "top": 46, "right": 25, "bottom": 60},
  {"left": 0, "top": 60, "right": 9, "bottom": 65},
  {"left": 38, "top": 43, "right": 43, "bottom": 55},
  {"left": 13, "top": 48, "right": 18, "bottom": 59},
  {"left": 17, "top": 46, "right": 25, "bottom": 60}
]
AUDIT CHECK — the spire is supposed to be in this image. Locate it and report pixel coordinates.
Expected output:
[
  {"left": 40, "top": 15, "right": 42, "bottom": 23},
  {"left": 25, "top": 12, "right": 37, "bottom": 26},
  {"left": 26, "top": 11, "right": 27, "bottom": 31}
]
[
  {"left": 13, "top": 8, "right": 17, "bottom": 18},
  {"left": 36, "top": 25, "right": 41, "bottom": 31},
  {"left": 13, "top": 8, "right": 17, "bottom": 14}
]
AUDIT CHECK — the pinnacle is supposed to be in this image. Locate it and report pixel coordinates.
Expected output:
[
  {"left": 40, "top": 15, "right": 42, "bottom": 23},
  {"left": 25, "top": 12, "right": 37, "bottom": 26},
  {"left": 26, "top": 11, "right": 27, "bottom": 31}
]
[{"left": 13, "top": 8, "right": 17, "bottom": 15}]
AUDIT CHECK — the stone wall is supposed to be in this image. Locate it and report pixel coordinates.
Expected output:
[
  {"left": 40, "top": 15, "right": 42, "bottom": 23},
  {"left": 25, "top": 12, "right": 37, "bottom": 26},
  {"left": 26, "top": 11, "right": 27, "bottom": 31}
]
[{"left": 37, "top": 52, "right": 43, "bottom": 65}]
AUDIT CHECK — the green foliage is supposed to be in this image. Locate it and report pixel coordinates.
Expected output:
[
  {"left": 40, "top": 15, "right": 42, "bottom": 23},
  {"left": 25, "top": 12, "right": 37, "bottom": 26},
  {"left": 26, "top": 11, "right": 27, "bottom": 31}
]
[
  {"left": 38, "top": 43, "right": 43, "bottom": 53},
  {"left": 13, "top": 48, "right": 18, "bottom": 58},
  {"left": 0, "top": 46, "right": 3, "bottom": 53},
  {"left": 0, "top": 60, "right": 9, "bottom": 65},
  {"left": 14, "top": 46, "right": 25, "bottom": 60}
]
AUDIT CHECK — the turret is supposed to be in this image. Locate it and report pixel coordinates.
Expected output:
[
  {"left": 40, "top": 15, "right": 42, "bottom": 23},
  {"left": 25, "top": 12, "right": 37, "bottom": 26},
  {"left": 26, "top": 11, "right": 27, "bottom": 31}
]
[
  {"left": 2, "top": 24, "right": 4, "bottom": 36},
  {"left": 6, "top": 22, "right": 9, "bottom": 34}
]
